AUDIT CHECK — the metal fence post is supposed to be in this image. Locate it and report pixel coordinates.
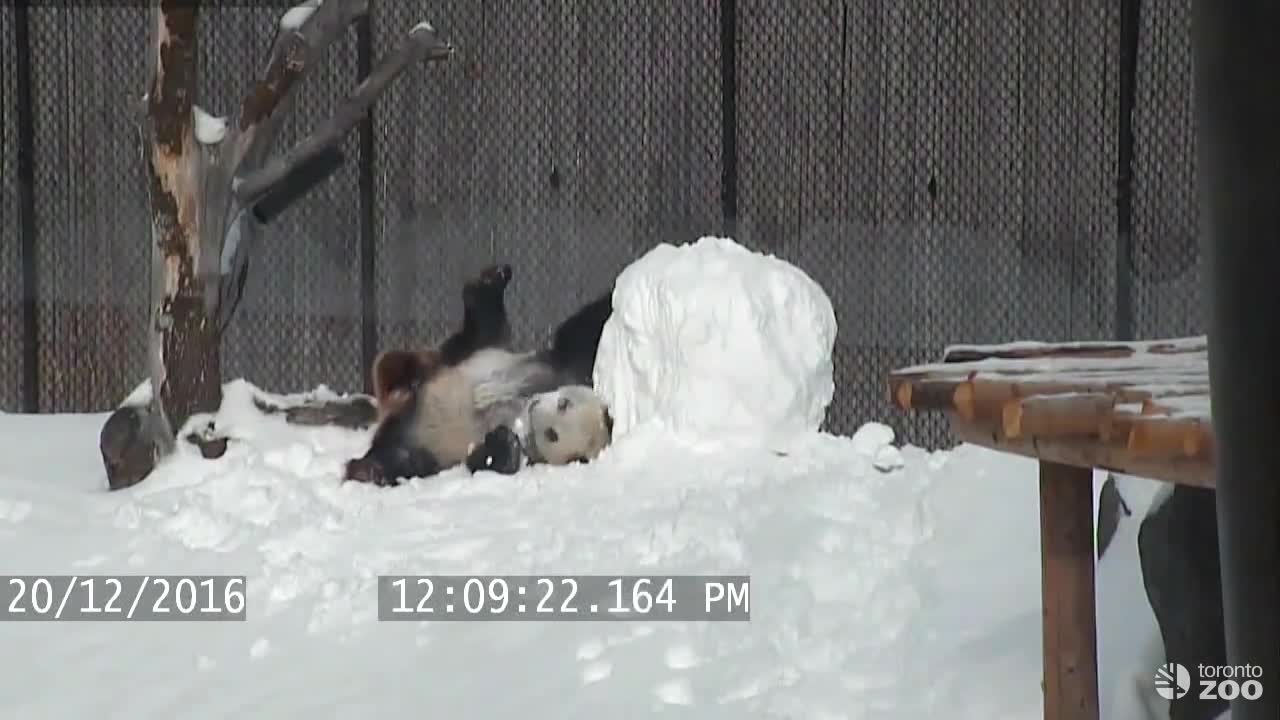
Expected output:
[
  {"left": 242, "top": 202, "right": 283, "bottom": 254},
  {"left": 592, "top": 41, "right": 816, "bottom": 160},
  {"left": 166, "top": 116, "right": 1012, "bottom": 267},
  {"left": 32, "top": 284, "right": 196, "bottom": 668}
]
[
  {"left": 719, "top": 0, "right": 738, "bottom": 240},
  {"left": 1193, "top": 1, "right": 1280, "bottom": 717},
  {"left": 1115, "top": 0, "right": 1141, "bottom": 342},
  {"left": 15, "top": 0, "right": 40, "bottom": 414},
  {"left": 357, "top": 0, "right": 379, "bottom": 394}
]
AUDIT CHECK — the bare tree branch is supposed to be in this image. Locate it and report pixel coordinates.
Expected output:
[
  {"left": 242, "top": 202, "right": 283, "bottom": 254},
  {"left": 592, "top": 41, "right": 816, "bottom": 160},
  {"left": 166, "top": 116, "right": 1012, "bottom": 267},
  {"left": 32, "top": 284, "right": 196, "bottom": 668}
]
[
  {"left": 233, "top": 21, "right": 453, "bottom": 209},
  {"left": 198, "top": 0, "right": 368, "bottom": 322},
  {"left": 231, "top": 0, "right": 369, "bottom": 173},
  {"left": 195, "top": 125, "right": 234, "bottom": 314}
]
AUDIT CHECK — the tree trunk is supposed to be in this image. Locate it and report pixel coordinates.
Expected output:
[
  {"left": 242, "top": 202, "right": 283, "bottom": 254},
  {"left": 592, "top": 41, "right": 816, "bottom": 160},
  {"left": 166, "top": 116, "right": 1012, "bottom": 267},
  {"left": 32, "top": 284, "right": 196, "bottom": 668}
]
[
  {"left": 149, "top": 2, "right": 221, "bottom": 431},
  {"left": 102, "top": 1, "right": 221, "bottom": 490},
  {"left": 98, "top": 0, "right": 454, "bottom": 490}
]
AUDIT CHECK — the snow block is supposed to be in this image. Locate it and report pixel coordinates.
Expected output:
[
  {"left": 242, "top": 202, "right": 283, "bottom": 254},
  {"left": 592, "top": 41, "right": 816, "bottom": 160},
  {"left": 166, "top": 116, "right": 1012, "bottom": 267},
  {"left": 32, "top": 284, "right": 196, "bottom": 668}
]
[{"left": 593, "top": 236, "right": 837, "bottom": 445}]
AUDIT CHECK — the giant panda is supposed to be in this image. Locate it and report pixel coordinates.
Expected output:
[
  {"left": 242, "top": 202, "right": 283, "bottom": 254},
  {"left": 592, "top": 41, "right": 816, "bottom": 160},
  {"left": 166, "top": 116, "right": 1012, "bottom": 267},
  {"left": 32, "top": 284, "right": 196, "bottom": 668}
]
[{"left": 343, "top": 263, "right": 615, "bottom": 487}]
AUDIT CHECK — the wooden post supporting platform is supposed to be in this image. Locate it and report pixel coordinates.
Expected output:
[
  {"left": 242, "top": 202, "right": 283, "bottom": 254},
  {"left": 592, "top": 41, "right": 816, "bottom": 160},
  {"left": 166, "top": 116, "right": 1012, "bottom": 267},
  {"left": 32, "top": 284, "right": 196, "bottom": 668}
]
[{"left": 1038, "top": 460, "right": 1100, "bottom": 720}]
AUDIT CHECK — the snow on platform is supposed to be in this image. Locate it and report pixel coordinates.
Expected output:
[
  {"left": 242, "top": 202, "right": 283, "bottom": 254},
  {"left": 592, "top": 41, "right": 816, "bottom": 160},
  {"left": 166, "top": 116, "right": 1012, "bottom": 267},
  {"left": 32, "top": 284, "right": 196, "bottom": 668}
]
[
  {"left": 896, "top": 336, "right": 1209, "bottom": 419},
  {"left": 0, "top": 380, "right": 1170, "bottom": 719},
  {"left": 888, "top": 336, "right": 1213, "bottom": 488}
]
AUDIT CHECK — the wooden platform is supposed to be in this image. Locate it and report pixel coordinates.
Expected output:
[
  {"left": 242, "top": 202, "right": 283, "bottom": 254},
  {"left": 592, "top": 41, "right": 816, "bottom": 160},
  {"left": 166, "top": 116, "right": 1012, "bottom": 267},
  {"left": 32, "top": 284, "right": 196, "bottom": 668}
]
[
  {"left": 887, "top": 335, "right": 1215, "bottom": 720},
  {"left": 890, "top": 335, "right": 1214, "bottom": 488}
]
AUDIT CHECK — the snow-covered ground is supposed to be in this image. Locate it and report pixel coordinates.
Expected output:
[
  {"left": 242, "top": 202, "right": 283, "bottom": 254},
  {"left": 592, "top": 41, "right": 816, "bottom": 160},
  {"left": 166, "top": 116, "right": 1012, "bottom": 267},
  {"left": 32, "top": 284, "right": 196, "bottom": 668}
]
[
  {"left": 0, "top": 237, "right": 1178, "bottom": 718},
  {"left": 0, "top": 381, "right": 1169, "bottom": 719}
]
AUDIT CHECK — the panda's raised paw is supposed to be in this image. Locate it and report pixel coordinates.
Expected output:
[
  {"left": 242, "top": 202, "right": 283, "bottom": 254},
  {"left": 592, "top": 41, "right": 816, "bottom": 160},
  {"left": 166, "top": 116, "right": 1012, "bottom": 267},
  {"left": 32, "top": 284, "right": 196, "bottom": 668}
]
[
  {"left": 466, "top": 426, "right": 523, "bottom": 475},
  {"left": 468, "top": 263, "right": 512, "bottom": 294}
]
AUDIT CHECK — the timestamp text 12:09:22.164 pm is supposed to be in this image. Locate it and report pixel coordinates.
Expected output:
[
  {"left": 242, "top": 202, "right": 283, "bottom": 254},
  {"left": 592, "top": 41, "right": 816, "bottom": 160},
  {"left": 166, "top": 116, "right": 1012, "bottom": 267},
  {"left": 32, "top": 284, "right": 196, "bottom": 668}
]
[{"left": 378, "top": 574, "right": 751, "bottom": 621}]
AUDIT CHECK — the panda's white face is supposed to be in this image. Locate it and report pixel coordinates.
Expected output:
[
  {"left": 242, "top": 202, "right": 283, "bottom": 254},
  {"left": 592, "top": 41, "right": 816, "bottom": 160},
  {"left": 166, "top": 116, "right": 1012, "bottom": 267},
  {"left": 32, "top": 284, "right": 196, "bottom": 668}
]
[{"left": 525, "top": 385, "right": 613, "bottom": 465}]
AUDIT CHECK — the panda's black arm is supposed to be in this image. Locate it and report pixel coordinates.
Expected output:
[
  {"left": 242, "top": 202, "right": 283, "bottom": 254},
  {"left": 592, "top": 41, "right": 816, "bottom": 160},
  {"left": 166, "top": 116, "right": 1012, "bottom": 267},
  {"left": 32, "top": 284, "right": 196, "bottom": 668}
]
[
  {"left": 465, "top": 426, "right": 524, "bottom": 475},
  {"left": 542, "top": 291, "right": 613, "bottom": 385},
  {"left": 439, "top": 263, "right": 514, "bottom": 365}
]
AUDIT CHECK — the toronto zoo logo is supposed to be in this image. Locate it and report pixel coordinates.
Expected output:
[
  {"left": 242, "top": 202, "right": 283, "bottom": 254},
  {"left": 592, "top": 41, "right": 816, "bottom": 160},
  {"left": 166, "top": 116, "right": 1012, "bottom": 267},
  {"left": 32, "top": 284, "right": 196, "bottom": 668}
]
[
  {"left": 1155, "top": 663, "right": 1192, "bottom": 700},
  {"left": 1154, "top": 662, "right": 1266, "bottom": 702}
]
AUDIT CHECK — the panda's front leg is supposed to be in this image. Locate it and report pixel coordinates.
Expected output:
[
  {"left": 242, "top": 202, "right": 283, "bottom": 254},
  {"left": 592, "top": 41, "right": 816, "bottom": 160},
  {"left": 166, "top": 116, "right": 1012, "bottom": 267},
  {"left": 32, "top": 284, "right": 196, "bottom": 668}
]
[{"left": 465, "top": 426, "right": 524, "bottom": 475}]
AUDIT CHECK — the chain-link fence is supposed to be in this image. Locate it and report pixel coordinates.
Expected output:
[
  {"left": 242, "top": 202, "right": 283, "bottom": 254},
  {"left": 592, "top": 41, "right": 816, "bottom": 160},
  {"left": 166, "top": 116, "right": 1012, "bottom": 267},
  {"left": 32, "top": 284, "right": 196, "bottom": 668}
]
[
  {"left": 1133, "top": 0, "right": 1201, "bottom": 338},
  {"left": 25, "top": 6, "right": 150, "bottom": 412},
  {"left": 2, "top": 1, "right": 1203, "bottom": 450}
]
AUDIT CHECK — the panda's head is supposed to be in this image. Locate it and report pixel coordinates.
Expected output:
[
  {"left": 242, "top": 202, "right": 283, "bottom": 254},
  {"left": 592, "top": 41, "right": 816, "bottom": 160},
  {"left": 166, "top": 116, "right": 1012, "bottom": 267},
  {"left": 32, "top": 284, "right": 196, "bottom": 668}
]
[{"left": 524, "top": 385, "right": 613, "bottom": 466}]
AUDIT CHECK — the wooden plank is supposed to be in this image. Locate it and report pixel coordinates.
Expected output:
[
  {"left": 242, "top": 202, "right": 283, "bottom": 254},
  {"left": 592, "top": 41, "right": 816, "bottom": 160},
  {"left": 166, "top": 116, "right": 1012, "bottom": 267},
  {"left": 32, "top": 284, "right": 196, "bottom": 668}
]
[
  {"left": 1038, "top": 460, "right": 1100, "bottom": 720},
  {"left": 951, "top": 415, "right": 1214, "bottom": 488}
]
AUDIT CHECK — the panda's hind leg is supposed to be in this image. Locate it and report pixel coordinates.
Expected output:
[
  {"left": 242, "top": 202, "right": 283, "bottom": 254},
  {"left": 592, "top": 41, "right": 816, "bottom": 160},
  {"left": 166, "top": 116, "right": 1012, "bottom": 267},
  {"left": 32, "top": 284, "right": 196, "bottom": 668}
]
[
  {"left": 439, "top": 263, "right": 514, "bottom": 364},
  {"left": 543, "top": 291, "right": 613, "bottom": 385}
]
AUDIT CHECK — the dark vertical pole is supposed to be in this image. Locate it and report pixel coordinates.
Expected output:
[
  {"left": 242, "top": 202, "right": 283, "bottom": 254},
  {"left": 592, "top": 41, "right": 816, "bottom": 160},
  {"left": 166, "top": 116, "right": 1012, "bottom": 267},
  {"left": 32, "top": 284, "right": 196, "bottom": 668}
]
[
  {"left": 14, "top": 0, "right": 40, "bottom": 413},
  {"left": 356, "top": 0, "right": 379, "bottom": 395},
  {"left": 719, "top": 0, "right": 738, "bottom": 239},
  {"left": 1114, "top": 0, "right": 1140, "bottom": 341},
  {"left": 1193, "top": 2, "right": 1280, "bottom": 718}
]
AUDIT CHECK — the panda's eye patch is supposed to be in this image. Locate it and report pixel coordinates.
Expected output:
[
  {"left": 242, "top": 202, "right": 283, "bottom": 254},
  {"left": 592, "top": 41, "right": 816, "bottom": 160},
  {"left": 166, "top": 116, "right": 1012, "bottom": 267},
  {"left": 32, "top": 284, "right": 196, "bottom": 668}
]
[
  {"left": 557, "top": 397, "right": 570, "bottom": 412},
  {"left": 544, "top": 428, "right": 559, "bottom": 443}
]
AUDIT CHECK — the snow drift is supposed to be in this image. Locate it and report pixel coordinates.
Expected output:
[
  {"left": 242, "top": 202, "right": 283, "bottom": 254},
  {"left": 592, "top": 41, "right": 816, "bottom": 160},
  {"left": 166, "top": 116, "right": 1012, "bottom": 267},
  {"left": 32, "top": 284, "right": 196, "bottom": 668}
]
[
  {"left": 594, "top": 236, "right": 838, "bottom": 447},
  {"left": 0, "top": 390, "right": 1172, "bottom": 719}
]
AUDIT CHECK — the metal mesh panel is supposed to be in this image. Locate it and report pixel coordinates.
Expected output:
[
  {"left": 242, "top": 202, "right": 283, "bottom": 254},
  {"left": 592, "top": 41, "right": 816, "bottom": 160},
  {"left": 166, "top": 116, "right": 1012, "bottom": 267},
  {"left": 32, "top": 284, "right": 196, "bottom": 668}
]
[
  {"left": 29, "top": 6, "right": 150, "bottom": 412},
  {"left": 24, "top": 6, "right": 366, "bottom": 410},
  {"left": 559, "top": 0, "right": 723, "bottom": 334},
  {"left": 373, "top": 1, "right": 722, "bottom": 357},
  {"left": 738, "top": 2, "right": 1119, "bottom": 447},
  {"left": 1132, "top": 0, "right": 1202, "bottom": 338},
  {"left": 210, "top": 7, "right": 366, "bottom": 396},
  {"left": 372, "top": 0, "right": 487, "bottom": 355},
  {"left": 445, "top": 0, "right": 569, "bottom": 348},
  {"left": 737, "top": 0, "right": 921, "bottom": 438},
  {"left": 1000, "top": 0, "right": 1119, "bottom": 346},
  {"left": 0, "top": 5, "right": 23, "bottom": 411},
  {"left": 5, "top": 1, "right": 1206, "bottom": 452}
]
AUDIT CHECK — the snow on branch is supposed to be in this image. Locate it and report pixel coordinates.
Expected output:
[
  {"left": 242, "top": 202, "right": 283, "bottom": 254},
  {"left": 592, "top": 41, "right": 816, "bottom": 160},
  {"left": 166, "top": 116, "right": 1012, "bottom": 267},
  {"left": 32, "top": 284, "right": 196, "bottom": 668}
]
[
  {"left": 230, "top": 0, "right": 368, "bottom": 171},
  {"left": 280, "top": 0, "right": 324, "bottom": 31},
  {"left": 193, "top": 105, "right": 228, "bottom": 144},
  {"left": 233, "top": 21, "right": 453, "bottom": 208}
]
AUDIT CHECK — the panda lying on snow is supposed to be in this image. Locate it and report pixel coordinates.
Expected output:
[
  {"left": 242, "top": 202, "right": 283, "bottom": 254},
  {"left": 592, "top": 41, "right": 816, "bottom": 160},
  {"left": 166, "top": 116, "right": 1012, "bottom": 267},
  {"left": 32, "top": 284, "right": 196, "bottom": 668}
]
[{"left": 343, "top": 263, "right": 615, "bottom": 487}]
